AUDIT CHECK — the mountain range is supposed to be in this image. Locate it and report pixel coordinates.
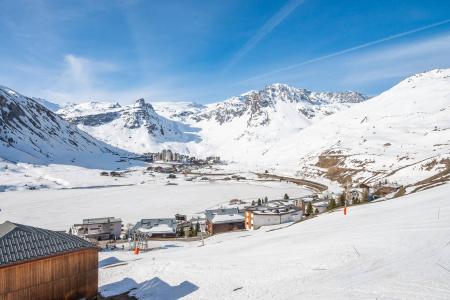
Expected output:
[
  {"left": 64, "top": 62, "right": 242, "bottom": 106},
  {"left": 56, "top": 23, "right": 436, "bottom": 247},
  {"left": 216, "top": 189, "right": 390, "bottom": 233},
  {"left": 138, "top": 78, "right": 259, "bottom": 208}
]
[
  {"left": 55, "top": 84, "right": 368, "bottom": 158},
  {"left": 1, "top": 69, "right": 449, "bottom": 191}
]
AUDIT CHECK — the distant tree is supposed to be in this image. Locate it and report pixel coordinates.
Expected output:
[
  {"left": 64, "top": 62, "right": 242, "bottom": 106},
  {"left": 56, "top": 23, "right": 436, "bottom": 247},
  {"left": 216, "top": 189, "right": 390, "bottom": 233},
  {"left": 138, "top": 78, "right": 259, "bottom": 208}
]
[
  {"left": 251, "top": 200, "right": 256, "bottom": 206},
  {"left": 257, "top": 198, "right": 262, "bottom": 206},
  {"left": 306, "top": 202, "right": 313, "bottom": 216},
  {"left": 339, "top": 193, "right": 346, "bottom": 207},
  {"left": 189, "top": 223, "right": 197, "bottom": 237},
  {"left": 264, "top": 196, "right": 268, "bottom": 203},
  {"left": 284, "top": 193, "right": 289, "bottom": 200},
  {"left": 328, "top": 198, "right": 336, "bottom": 210},
  {"left": 195, "top": 222, "right": 200, "bottom": 233}
]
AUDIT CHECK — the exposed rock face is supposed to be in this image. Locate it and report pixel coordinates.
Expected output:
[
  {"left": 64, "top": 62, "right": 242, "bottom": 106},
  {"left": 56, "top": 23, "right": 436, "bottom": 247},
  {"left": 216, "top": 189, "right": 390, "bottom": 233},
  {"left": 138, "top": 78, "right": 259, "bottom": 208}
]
[{"left": 169, "top": 83, "right": 367, "bottom": 127}]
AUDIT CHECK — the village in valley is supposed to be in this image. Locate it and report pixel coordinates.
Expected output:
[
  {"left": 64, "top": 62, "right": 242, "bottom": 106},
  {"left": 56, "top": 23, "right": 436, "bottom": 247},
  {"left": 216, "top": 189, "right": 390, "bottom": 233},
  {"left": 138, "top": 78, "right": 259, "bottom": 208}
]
[{"left": 65, "top": 149, "right": 399, "bottom": 253}]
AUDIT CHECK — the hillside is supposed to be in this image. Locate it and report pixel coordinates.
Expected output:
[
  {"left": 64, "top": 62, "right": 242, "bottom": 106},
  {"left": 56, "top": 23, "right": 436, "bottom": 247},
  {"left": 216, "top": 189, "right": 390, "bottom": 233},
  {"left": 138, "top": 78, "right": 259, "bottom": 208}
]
[
  {"left": 99, "top": 183, "right": 450, "bottom": 299},
  {"left": 0, "top": 86, "right": 130, "bottom": 168},
  {"left": 266, "top": 69, "right": 450, "bottom": 192}
]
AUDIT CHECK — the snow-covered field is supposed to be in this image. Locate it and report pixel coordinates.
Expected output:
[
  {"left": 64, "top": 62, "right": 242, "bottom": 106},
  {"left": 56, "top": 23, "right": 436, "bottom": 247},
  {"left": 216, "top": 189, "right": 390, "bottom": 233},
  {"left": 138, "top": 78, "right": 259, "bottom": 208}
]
[
  {"left": 0, "top": 174, "right": 307, "bottom": 231},
  {"left": 98, "top": 183, "right": 450, "bottom": 299}
]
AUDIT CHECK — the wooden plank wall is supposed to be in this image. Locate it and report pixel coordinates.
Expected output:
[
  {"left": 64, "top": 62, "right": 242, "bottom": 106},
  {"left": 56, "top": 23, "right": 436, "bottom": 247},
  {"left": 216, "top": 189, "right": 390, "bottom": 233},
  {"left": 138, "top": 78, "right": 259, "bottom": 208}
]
[{"left": 0, "top": 249, "right": 98, "bottom": 300}]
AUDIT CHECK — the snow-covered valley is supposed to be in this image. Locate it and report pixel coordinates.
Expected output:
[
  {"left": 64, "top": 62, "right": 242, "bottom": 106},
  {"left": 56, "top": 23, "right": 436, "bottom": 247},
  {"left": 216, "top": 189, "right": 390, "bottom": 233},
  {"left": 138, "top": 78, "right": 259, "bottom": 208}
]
[
  {"left": 2, "top": 2, "right": 450, "bottom": 299},
  {"left": 0, "top": 68, "right": 449, "bottom": 300}
]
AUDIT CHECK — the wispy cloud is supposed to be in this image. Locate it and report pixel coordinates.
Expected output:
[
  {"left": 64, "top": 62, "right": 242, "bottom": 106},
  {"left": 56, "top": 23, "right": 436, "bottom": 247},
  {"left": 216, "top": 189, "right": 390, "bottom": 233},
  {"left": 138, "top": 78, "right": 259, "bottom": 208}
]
[
  {"left": 41, "top": 54, "right": 120, "bottom": 101},
  {"left": 35, "top": 55, "right": 205, "bottom": 103},
  {"left": 339, "top": 33, "right": 450, "bottom": 86},
  {"left": 242, "top": 18, "right": 450, "bottom": 83},
  {"left": 222, "top": 0, "right": 304, "bottom": 73},
  {"left": 61, "top": 54, "right": 117, "bottom": 88}
]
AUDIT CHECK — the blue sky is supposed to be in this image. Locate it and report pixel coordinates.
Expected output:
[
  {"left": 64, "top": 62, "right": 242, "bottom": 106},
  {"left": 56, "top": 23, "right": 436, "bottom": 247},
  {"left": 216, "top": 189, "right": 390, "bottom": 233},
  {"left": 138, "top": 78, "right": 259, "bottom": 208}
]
[{"left": 1, "top": 0, "right": 449, "bottom": 104}]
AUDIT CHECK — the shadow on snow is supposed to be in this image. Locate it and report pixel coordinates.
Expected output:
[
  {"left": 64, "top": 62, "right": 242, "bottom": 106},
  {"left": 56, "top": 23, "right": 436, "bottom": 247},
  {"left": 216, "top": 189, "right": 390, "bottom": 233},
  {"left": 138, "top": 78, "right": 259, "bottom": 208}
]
[{"left": 100, "top": 277, "right": 199, "bottom": 300}]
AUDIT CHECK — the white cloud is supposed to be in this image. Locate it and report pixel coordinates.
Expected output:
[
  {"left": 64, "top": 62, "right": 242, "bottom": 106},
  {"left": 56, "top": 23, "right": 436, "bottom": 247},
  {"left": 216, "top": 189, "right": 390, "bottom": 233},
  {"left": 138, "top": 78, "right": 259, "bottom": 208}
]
[{"left": 42, "top": 54, "right": 125, "bottom": 102}]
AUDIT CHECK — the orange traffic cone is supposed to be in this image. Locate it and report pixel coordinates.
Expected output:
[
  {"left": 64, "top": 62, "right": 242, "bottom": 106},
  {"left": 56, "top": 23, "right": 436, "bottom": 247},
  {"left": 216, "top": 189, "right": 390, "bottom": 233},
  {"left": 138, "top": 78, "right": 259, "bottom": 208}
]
[
  {"left": 134, "top": 247, "right": 140, "bottom": 254},
  {"left": 344, "top": 207, "right": 347, "bottom": 215}
]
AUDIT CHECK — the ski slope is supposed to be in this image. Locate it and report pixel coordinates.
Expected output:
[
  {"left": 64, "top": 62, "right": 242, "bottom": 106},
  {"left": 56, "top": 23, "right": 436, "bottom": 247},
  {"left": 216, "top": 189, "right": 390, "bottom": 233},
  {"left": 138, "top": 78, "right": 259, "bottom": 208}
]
[{"left": 99, "top": 183, "right": 450, "bottom": 299}]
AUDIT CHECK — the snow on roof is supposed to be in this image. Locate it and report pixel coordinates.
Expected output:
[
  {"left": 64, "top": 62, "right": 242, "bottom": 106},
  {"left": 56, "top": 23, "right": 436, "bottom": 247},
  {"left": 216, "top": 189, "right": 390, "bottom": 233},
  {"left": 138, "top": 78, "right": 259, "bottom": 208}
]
[
  {"left": 139, "top": 223, "right": 175, "bottom": 234},
  {"left": 211, "top": 214, "right": 244, "bottom": 224},
  {"left": 205, "top": 208, "right": 239, "bottom": 222},
  {"left": 133, "top": 218, "right": 177, "bottom": 235}
]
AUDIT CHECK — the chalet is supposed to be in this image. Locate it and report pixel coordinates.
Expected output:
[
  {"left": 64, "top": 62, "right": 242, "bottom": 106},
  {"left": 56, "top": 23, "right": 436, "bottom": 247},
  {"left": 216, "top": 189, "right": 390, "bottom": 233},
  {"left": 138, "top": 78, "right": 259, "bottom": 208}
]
[
  {"left": 205, "top": 208, "right": 244, "bottom": 235},
  {"left": 131, "top": 218, "right": 177, "bottom": 238},
  {"left": 0, "top": 221, "right": 98, "bottom": 300},
  {"left": 69, "top": 217, "right": 122, "bottom": 241},
  {"left": 244, "top": 205, "right": 302, "bottom": 230}
]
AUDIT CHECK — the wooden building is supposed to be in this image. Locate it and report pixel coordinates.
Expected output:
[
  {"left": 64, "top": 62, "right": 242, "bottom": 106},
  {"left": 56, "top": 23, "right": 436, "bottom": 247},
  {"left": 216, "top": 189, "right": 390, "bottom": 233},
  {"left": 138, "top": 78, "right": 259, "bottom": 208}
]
[
  {"left": 205, "top": 208, "right": 244, "bottom": 235},
  {"left": 0, "top": 221, "right": 99, "bottom": 300}
]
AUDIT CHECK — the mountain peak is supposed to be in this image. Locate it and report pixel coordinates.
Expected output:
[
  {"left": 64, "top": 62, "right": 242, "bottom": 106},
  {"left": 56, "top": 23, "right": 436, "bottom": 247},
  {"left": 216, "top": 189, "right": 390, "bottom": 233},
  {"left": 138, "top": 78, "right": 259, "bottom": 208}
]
[{"left": 135, "top": 98, "right": 146, "bottom": 106}]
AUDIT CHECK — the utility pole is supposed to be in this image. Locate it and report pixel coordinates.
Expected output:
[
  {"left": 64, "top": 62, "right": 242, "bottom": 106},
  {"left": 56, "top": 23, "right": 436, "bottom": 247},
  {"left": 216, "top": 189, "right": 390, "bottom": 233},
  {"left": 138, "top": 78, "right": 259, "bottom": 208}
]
[
  {"left": 344, "top": 177, "right": 352, "bottom": 216},
  {"left": 200, "top": 223, "right": 205, "bottom": 246}
]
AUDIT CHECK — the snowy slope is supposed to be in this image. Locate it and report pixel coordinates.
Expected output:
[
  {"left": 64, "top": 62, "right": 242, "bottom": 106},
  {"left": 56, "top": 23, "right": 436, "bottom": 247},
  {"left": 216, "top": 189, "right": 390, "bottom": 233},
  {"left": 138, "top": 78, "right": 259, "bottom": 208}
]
[
  {"left": 98, "top": 183, "right": 450, "bottom": 299},
  {"left": 0, "top": 86, "right": 130, "bottom": 168},
  {"left": 265, "top": 69, "right": 450, "bottom": 190}
]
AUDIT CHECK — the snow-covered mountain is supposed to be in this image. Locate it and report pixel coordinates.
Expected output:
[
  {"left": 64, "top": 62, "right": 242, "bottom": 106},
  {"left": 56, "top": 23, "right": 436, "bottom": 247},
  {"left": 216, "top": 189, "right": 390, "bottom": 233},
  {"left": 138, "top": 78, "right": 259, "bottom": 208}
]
[
  {"left": 152, "top": 84, "right": 367, "bottom": 162},
  {"left": 58, "top": 98, "right": 200, "bottom": 154},
  {"left": 1, "top": 69, "right": 449, "bottom": 191},
  {"left": 263, "top": 69, "right": 450, "bottom": 192},
  {"left": 57, "top": 84, "right": 366, "bottom": 156},
  {"left": 155, "top": 84, "right": 366, "bottom": 125},
  {"left": 0, "top": 86, "right": 129, "bottom": 168}
]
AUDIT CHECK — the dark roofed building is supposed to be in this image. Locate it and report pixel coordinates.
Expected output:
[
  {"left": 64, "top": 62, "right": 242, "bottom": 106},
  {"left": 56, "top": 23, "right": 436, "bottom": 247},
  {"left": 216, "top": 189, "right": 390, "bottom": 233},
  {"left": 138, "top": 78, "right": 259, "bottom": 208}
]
[{"left": 0, "top": 221, "right": 98, "bottom": 300}]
